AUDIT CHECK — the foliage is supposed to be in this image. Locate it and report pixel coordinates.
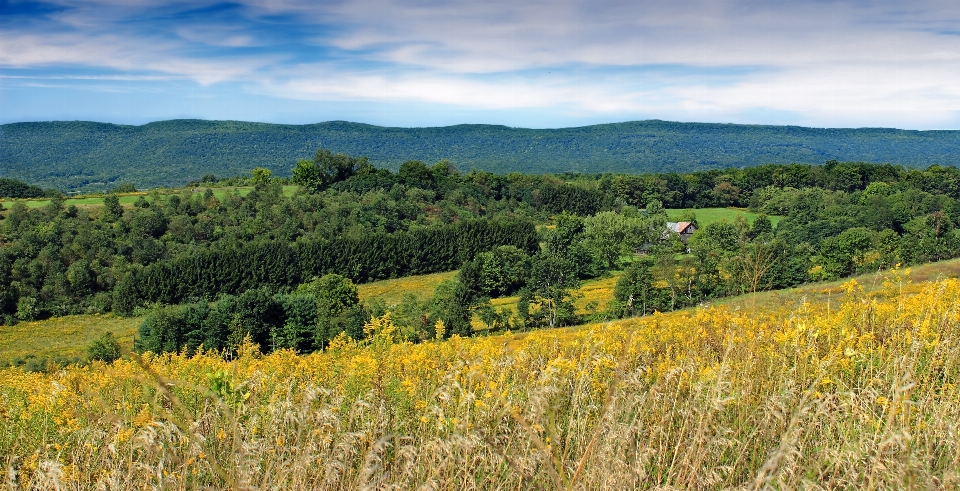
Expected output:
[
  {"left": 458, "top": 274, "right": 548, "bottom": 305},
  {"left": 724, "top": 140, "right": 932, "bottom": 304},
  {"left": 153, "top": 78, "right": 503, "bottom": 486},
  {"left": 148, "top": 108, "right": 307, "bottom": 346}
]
[
  {"left": 0, "top": 173, "right": 540, "bottom": 319},
  {"left": 86, "top": 331, "right": 122, "bottom": 363},
  {"left": 110, "top": 183, "right": 137, "bottom": 193},
  {"left": 250, "top": 167, "right": 272, "bottom": 185},
  {"left": 523, "top": 252, "right": 581, "bottom": 329},
  {"left": 9, "top": 157, "right": 960, "bottom": 354},
  {"left": 7, "top": 120, "right": 960, "bottom": 192},
  {"left": 0, "top": 178, "right": 46, "bottom": 198},
  {"left": 136, "top": 278, "right": 367, "bottom": 355},
  {"left": 2, "top": 270, "right": 958, "bottom": 489}
]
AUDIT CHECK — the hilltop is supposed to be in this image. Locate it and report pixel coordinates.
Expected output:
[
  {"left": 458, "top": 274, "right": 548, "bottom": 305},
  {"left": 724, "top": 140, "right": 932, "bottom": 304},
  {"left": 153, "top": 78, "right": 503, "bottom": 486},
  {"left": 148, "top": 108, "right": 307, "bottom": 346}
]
[{"left": 4, "top": 119, "right": 960, "bottom": 191}]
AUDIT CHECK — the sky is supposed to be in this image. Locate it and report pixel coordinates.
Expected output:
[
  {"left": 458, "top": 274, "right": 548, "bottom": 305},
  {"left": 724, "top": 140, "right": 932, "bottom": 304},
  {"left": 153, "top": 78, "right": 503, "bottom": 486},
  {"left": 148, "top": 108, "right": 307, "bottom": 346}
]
[{"left": 2, "top": 0, "right": 960, "bottom": 129}]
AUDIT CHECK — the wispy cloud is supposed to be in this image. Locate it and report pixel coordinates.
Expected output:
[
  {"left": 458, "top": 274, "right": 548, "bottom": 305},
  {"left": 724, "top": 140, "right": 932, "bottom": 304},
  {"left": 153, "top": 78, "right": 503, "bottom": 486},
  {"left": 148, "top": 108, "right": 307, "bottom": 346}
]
[{"left": 1, "top": 0, "right": 959, "bottom": 127}]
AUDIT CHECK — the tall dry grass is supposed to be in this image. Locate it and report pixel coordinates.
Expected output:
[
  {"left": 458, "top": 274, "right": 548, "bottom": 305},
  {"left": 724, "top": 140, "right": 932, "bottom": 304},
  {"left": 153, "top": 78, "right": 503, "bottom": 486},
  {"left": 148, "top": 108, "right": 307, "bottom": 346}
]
[{"left": 2, "top": 268, "right": 958, "bottom": 489}]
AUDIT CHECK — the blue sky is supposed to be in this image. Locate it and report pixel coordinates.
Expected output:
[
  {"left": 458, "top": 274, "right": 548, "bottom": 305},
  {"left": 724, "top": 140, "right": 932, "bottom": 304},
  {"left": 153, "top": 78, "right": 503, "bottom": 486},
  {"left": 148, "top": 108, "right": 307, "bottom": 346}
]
[{"left": 2, "top": 0, "right": 960, "bottom": 128}]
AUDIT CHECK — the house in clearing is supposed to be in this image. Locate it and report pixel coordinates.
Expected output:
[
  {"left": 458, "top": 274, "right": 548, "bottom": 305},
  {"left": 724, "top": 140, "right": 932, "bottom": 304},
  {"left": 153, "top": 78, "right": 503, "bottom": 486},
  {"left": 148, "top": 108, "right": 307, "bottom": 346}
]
[
  {"left": 637, "top": 221, "right": 698, "bottom": 254},
  {"left": 665, "top": 221, "right": 697, "bottom": 245}
]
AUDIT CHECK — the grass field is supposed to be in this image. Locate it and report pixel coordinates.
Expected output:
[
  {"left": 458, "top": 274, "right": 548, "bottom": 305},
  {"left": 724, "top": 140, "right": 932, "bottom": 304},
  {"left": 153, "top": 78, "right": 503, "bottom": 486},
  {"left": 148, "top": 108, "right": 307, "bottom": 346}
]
[
  {"left": 3, "top": 261, "right": 958, "bottom": 488},
  {"left": 666, "top": 207, "right": 783, "bottom": 227},
  {"left": 0, "top": 185, "right": 298, "bottom": 210},
  {"left": 0, "top": 314, "right": 141, "bottom": 367},
  {"left": 357, "top": 270, "right": 458, "bottom": 306},
  {"left": 0, "top": 270, "right": 454, "bottom": 366},
  {"left": 484, "top": 273, "right": 622, "bottom": 327},
  {"left": 9, "top": 257, "right": 960, "bottom": 366}
]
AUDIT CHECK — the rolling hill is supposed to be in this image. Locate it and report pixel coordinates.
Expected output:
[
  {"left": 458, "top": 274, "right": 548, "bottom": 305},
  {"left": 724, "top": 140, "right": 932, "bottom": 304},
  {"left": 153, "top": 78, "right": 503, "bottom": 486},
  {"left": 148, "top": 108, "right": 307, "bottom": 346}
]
[{"left": 3, "top": 119, "right": 960, "bottom": 191}]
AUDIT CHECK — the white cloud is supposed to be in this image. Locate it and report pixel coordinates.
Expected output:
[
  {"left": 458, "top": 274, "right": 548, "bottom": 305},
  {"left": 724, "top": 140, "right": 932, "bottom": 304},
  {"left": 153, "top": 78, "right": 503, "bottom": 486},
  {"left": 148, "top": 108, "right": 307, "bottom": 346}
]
[
  {"left": 0, "top": 33, "right": 276, "bottom": 85},
  {"left": 259, "top": 68, "right": 644, "bottom": 115},
  {"left": 3, "top": 0, "right": 960, "bottom": 127}
]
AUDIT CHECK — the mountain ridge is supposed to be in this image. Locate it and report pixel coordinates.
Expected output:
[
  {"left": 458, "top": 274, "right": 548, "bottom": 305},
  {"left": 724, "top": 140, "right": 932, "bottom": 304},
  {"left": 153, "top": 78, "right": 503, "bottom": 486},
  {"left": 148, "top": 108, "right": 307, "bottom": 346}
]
[{"left": 3, "top": 119, "right": 960, "bottom": 191}]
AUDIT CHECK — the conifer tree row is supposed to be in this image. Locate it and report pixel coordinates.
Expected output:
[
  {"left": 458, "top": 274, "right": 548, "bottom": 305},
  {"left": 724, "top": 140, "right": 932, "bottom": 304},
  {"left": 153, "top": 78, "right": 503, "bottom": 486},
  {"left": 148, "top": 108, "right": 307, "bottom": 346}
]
[{"left": 128, "top": 218, "right": 538, "bottom": 309}]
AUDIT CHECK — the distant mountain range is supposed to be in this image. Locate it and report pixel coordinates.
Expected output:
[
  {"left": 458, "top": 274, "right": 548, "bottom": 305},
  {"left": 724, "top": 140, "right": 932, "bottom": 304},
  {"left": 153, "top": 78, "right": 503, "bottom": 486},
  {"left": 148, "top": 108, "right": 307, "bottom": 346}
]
[{"left": 3, "top": 119, "right": 960, "bottom": 192}]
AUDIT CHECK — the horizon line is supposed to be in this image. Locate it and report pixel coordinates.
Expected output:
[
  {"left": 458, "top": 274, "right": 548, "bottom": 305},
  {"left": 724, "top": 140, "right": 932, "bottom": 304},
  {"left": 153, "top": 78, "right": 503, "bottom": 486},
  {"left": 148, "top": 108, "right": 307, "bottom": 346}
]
[{"left": 3, "top": 118, "right": 959, "bottom": 133}]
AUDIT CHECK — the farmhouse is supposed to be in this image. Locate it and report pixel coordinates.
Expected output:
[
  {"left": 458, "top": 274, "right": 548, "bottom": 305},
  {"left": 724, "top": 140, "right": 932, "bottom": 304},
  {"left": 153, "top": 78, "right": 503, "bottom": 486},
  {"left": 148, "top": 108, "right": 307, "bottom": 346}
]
[
  {"left": 665, "top": 221, "right": 697, "bottom": 245},
  {"left": 637, "top": 221, "right": 698, "bottom": 254}
]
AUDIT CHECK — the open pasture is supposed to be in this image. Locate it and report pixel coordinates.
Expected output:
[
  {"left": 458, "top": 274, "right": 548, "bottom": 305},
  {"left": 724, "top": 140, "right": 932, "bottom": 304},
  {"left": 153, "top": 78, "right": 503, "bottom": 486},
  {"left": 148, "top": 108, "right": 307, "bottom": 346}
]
[
  {"left": 0, "top": 314, "right": 140, "bottom": 367},
  {"left": 357, "top": 270, "right": 458, "bottom": 306},
  {"left": 0, "top": 185, "right": 299, "bottom": 210},
  {"left": 666, "top": 207, "right": 783, "bottom": 227}
]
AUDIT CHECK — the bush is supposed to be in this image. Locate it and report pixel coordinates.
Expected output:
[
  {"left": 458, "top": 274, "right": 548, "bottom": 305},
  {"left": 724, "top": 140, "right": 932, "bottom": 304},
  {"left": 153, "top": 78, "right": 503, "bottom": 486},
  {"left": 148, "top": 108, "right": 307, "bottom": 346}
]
[
  {"left": 87, "top": 332, "right": 123, "bottom": 363},
  {"left": 111, "top": 182, "right": 138, "bottom": 193}
]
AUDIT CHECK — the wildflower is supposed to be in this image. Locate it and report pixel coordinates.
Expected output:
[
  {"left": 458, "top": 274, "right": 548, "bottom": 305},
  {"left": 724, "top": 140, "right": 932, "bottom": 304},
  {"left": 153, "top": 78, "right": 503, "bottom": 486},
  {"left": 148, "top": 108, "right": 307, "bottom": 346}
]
[{"left": 434, "top": 319, "right": 446, "bottom": 340}]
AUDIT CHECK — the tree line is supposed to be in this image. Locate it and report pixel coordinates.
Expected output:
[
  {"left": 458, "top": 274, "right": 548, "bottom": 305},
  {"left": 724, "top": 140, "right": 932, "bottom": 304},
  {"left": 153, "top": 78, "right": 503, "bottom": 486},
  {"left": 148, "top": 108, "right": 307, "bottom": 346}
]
[
  {"left": 5, "top": 152, "right": 960, "bottom": 339},
  {"left": 125, "top": 218, "right": 537, "bottom": 313},
  {"left": 0, "top": 178, "right": 55, "bottom": 199}
]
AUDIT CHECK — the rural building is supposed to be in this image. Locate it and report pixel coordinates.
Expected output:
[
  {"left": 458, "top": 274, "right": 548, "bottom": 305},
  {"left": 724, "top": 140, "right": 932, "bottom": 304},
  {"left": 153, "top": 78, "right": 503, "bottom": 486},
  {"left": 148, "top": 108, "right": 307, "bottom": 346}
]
[
  {"left": 665, "top": 221, "right": 697, "bottom": 245},
  {"left": 637, "top": 221, "right": 698, "bottom": 254}
]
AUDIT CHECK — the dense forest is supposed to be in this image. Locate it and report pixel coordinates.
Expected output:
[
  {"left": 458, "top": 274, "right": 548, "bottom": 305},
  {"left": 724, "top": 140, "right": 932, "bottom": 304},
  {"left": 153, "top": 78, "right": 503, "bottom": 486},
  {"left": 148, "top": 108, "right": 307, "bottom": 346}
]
[
  {"left": 4, "top": 119, "right": 960, "bottom": 191},
  {"left": 4, "top": 155, "right": 960, "bottom": 356}
]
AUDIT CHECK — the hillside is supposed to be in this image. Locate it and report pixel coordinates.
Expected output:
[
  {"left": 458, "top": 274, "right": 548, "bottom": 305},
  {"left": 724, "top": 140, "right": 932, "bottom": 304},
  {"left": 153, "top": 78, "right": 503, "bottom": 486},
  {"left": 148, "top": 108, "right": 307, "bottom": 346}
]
[
  {"left": 2, "top": 264, "right": 958, "bottom": 488},
  {"left": 4, "top": 119, "right": 960, "bottom": 191}
]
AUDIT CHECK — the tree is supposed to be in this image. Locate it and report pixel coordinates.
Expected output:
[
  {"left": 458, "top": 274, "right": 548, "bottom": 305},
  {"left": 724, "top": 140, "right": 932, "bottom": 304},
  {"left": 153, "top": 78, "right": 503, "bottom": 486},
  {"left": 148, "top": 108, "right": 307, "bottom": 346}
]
[
  {"left": 582, "top": 211, "right": 630, "bottom": 270},
  {"left": 297, "top": 274, "right": 364, "bottom": 345},
  {"left": 543, "top": 213, "right": 601, "bottom": 278},
  {"left": 87, "top": 331, "right": 122, "bottom": 363},
  {"left": 544, "top": 213, "right": 584, "bottom": 257},
  {"left": 528, "top": 253, "right": 580, "bottom": 328},
  {"left": 292, "top": 159, "right": 321, "bottom": 189},
  {"left": 298, "top": 274, "right": 359, "bottom": 313},
  {"left": 251, "top": 167, "right": 273, "bottom": 185},
  {"left": 430, "top": 279, "right": 475, "bottom": 337},
  {"left": 232, "top": 288, "right": 284, "bottom": 350},
  {"left": 750, "top": 214, "right": 773, "bottom": 239},
  {"left": 277, "top": 294, "right": 317, "bottom": 352},
  {"left": 112, "top": 274, "right": 139, "bottom": 317},
  {"left": 474, "top": 245, "right": 530, "bottom": 297},
  {"left": 293, "top": 149, "right": 368, "bottom": 191},
  {"left": 612, "top": 256, "right": 658, "bottom": 317},
  {"left": 0, "top": 178, "right": 45, "bottom": 198},
  {"left": 398, "top": 160, "right": 435, "bottom": 190},
  {"left": 102, "top": 194, "right": 123, "bottom": 222},
  {"left": 111, "top": 183, "right": 137, "bottom": 194},
  {"left": 16, "top": 296, "right": 38, "bottom": 321},
  {"left": 736, "top": 239, "right": 781, "bottom": 298}
]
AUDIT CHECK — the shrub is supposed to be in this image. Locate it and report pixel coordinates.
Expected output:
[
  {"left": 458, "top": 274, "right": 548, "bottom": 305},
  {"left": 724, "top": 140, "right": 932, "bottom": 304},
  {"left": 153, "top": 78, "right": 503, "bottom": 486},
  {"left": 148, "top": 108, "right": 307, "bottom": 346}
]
[{"left": 87, "top": 331, "right": 122, "bottom": 363}]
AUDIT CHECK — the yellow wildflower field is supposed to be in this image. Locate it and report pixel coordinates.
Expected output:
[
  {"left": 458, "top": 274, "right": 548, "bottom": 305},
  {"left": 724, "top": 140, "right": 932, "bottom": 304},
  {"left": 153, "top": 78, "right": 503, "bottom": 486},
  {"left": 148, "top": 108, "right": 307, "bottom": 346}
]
[{"left": 2, "top": 266, "right": 958, "bottom": 489}]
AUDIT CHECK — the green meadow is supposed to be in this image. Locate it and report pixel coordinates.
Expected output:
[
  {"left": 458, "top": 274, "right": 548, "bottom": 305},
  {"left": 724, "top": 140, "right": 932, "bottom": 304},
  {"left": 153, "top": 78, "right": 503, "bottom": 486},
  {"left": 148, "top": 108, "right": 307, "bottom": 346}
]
[
  {"left": 0, "top": 185, "right": 299, "bottom": 209},
  {"left": 666, "top": 207, "right": 783, "bottom": 227}
]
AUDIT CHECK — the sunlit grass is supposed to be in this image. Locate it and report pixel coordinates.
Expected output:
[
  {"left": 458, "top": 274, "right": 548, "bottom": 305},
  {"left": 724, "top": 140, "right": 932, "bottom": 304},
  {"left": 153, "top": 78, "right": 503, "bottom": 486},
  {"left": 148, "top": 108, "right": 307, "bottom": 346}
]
[
  {"left": 0, "top": 185, "right": 298, "bottom": 209},
  {"left": 666, "top": 207, "right": 783, "bottom": 227},
  {"left": 357, "top": 270, "right": 458, "bottom": 306},
  {"left": 0, "top": 313, "right": 141, "bottom": 366},
  {"left": 478, "top": 274, "right": 622, "bottom": 330}
]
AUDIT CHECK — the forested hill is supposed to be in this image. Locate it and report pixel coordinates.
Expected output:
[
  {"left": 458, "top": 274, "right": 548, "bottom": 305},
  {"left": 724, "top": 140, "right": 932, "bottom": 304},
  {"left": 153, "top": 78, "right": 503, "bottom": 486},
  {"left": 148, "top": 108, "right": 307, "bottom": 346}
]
[{"left": 3, "top": 119, "right": 960, "bottom": 191}]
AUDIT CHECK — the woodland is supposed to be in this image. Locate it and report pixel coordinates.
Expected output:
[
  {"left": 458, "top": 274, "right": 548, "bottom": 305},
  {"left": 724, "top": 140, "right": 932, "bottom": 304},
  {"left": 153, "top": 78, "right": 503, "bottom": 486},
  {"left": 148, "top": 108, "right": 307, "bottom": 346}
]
[
  {"left": 3, "top": 155, "right": 960, "bottom": 358},
  {"left": 5, "top": 119, "right": 960, "bottom": 191}
]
